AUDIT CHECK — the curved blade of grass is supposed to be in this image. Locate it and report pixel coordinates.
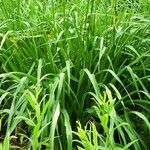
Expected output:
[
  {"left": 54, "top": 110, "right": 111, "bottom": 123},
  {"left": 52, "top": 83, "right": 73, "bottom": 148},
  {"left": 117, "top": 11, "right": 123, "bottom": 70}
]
[
  {"left": 123, "top": 140, "right": 138, "bottom": 150},
  {"left": 15, "top": 116, "right": 35, "bottom": 127},
  {"left": 62, "top": 109, "right": 72, "bottom": 150},
  {"left": 130, "top": 111, "right": 150, "bottom": 131},
  {"left": 84, "top": 68, "right": 101, "bottom": 97},
  {"left": 126, "top": 66, "right": 141, "bottom": 99},
  {"left": 103, "top": 69, "right": 133, "bottom": 104},
  {"left": 0, "top": 92, "right": 10, "bottom": 105},
  {"left": 56, "top": 73, "right": 65, "bottom": 101},
  {"left": 49, "top": 102, "right": 60, "bottom": 150}
]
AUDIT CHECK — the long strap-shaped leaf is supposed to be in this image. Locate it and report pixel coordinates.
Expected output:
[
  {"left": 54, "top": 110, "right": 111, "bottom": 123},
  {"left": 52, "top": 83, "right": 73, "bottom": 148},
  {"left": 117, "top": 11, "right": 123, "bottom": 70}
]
[{"left": 50, "top": 102, "right": 60, "bottom": 150}]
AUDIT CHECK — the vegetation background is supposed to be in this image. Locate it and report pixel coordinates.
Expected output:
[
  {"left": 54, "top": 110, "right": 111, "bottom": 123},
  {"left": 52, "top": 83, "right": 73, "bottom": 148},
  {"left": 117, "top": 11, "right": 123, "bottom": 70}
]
[{"left": 0, "top": 0, "right": 150, "bottom": 149}]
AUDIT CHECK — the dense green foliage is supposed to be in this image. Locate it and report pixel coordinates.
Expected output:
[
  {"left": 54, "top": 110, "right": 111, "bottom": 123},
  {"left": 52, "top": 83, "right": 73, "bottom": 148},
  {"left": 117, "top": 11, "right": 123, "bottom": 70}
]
[{"left": 0, "top": 0, "right": 150, "bottom": 149}]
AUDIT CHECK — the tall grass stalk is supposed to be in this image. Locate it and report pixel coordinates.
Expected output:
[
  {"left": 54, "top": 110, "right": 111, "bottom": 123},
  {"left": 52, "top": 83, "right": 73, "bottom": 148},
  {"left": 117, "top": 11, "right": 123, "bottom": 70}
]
[{"left": 0, "top": 0, "right": 150, "bottom": 149}]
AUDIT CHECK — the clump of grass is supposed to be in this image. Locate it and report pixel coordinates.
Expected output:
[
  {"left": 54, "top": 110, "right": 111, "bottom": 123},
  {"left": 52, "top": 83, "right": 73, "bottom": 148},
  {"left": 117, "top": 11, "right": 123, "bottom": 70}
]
[{"left": 0, "top": 0, "right": 150, "bottom": 149}]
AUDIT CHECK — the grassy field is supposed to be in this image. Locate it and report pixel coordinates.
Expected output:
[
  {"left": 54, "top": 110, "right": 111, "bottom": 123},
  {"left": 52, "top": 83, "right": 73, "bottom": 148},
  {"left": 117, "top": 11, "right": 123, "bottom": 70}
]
[{"left": 0, "top": 0, "right": 150, "bottom": 149}]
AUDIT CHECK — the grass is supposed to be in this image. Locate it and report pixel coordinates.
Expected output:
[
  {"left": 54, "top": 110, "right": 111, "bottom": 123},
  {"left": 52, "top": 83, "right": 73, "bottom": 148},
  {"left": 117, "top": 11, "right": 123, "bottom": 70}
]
[{"left": 0, "top": 0, "right": 150, "bottom": 149}]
